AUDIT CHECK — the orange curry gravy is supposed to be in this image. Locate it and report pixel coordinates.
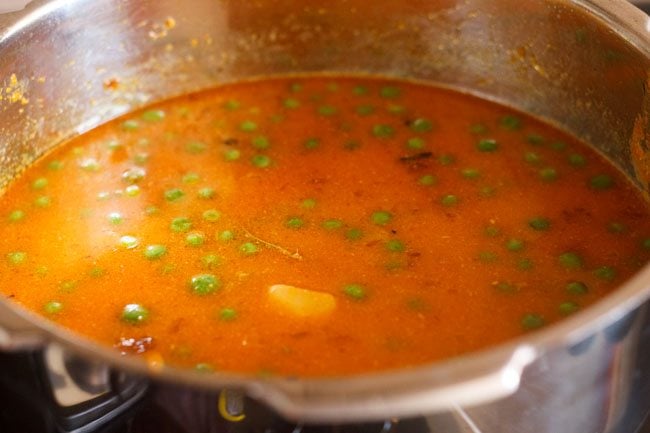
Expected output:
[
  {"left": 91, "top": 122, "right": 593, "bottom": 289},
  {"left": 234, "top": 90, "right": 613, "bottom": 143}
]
[{"left": 1, "top": 77, "right": 650, "bottom": 377}]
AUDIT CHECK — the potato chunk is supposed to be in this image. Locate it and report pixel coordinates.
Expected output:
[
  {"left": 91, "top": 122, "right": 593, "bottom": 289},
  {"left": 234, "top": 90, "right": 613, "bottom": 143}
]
[{"left": 268, "top": 284, "right": 336, "bottom": 318}]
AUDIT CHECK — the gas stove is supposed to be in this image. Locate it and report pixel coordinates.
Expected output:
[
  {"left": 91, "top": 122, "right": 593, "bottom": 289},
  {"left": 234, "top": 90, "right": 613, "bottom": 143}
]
[{"left": 2, "top": 324, "right": 650, "bottom": 433}]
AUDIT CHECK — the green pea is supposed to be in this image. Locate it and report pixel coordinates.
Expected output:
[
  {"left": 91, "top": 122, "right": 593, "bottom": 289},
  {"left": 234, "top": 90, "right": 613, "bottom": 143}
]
[
  {"left": 202, "top": 209, "right": 221, "bottom": 222},
  {"left": 568, "top": 153, "right": 586, "bottom": 167},
  {"left": 387, "top": 104, "right": 406, "bottom": 114},
  {"left": 223, "top": 99, "right": 240, "bottom": 110},
  {"left": 186, "top": 232, "right": 205, "bottom": 247},
  {"left": 283, "top": 98, "right": 300, "bottom": 109},
  {"left": 322, "top": 219, "right": 344, "bottom": 230},
  {"left": 31, "top": 177, "right": 48, "bottom": 190},
  {"left": 438, "top": 154, "right": 455, "bottom": 165},
  {"left": 121, "top": 119, "right": 140, "bottom": 131},
  {"left": 477, "top": 139, "right": 498, "bottom": 152},
  {"left": 575, "top": 28, "right": 588, "bottom": 43},
  {"left": 372, "top": 124, "right": 395, "bottom": 138},
  {"left": 344, "top": 284, "right": 367, "bottom": 300},
  {"left": 89, "top": 267, "right": 105, "bottom": 278},
  {"left": 34, "top": 196, "right": 51, "bottom": 208},
  {"left": 317, "top": 105, "right": 337, "bottom": 116},
  {"left": 189, "top": 274, "right": 221, "bottom": 296},
  {"left": 371, "top": 210, "right": 392, "bottom": 225},
  {"left": 201, "top": 254, "right": 222, "bottom": 269},
  {"left": 160, "top": 264, "right": 175, "bottom": 275},
  {"left": 461, "top": 168, "right": 481, "bottom": 179},
  {"left": 559, "top": 252, "right": 583, "bottom": 269},
  {"left": 527, "top": 134, "right": 545, "bottom": 145},
  {"left": 539, "top": 167, "right": 558, "bottom": 182},
  {"left": 386, "top": 239, "right": 405, "bottom": 252},
  {"left": 479, "top": 185, "right": 496, "bottom": 198},
  {"left": 119, "top": 235, "right": 139, "bottom": 249},
  {"left": 304, "top": 138, "right": 320, "bottom": 150},
  {"left": 484, "top": 225, "right": 500, "bottom": 237},
  {"left": 356, "top": 105, "right": 375, "bottom": 116},
  {"left": 285, "top": 216, "right": 304, "bottom": 229},
  {"left": 218, "top": 230, "right": 235, "bottom": 241},
  {"left": 121, "top": 304, "right": 149, "bottom": 324},
  {"left": 170, "top": 217, "right": 192, "bottom": 232},
  {"left": 59, "top": 280, "right": 77, "bottom": 292},
  {"left": 182, "top": 172, "right": 200, "bottom": 184},
  {"left": 594, "top": 266, "right": 616, "bottom": 280},
  {"left": 223, "top": 149, "right": 241, "bottom": 161},
  {"left": 441, "top": 194, "right": 458, "bottom": 207},
  {"left": 478, "top": 251, "right": 498, "bottom": 263},
  {"left": 385, "top": 260, "right": 404, "bottom": 271},
  {"left": 35, "top": 266, "right": 48, "bottom": 277},
  {"left": 419, "top": 174, "right": 437, "bottom": 186},
  {"left": 589, "top": 174, "right": 614, "bottom": 190},
  {"left": 125, "top": 185, "right": 140, "bottom": 197},
  {"left": 144, "top": 244, "right": 167, "bottom": 260},
  {"left": 607, "top": 222, "right": 627, "bottom": 234},
  {"left": 407, "top": 137, "right": 425, "bottom": 150},
  {"left": 219, "top": 308, "right": 238, "bottom": 321},
  {"left": 410, "top": 118, "right": 433, "bottom": 133},
  {"left": 524, "top": 152, "right": 541, "bottom": 164},
  {"left": 494, "top": 281, "right": 518, "bottom": 293},
  {"left": 122, "top": 167, "right": 145, "bottom": 184},
  {"left": 289, "top": 83, "right": 302, "bottom": 92},
  {"left": 499, "top": 115, "right": 522, "bottom": 131},
  {"left": 506, "top": 238, "right": 525, "bottom": 252},
  {"left": 559, "top": 301, "right": 579, "bottom": 315},
  {"left": 380, "top": 86, "right": 401, "bottom": 98},
  {"left": 566, "top": 281, "right": 588, "bottom": 294},
  {"left": 251, "top": 154, "right": 272, "bottom": 168},
  {"left": 345, "top": 228, "right": 363, "bottom": 240},
  {"left": 195, "top": 363, "right": 215, "bottom": 373},
  {"left": 164, "top": 188, "right": 185, "bottom": 202},
  {"left": 108, "top": 212, "right": 124, "bottom": 225},
  {"left": 642, "top": 238, "right": 650, "bottom": 250},
  {"left": 353, "top": 85, "right": 368, "bottom": 95},
  {"left": 239, "top": 242, "right": 259, "bottom": 256},
  {"left": 517, "top": 258, "right": 534, "bottom": 270},
  {"left": 528, "top": 217, "right": 551, "bottom": 231},
  {"left": 48, "top": 160, "right": 64, "bottom": 171},
  {"left": 521, "top": 313, "right": 545, "bottom": 330},
  {"left": 467, "top": 124, "right": 489, "bottom": 137},
  {"left": 7, "top": 251, "right": 26, "bottom": 265},
  {"left": 185, "top": 141, "right": 207, "bottom": 154},
  {"left": 44, "top": 301, "right": 63, "bottom": 315},
  {"left": 142, "top": 109, "right": 165, "bottom": 122},
  {"left": 252, "top": 136, "right": 270, "bottom": 150},
  {"left": 8, "top": 210, "right": 25, "bottom": 222},
  {"left": 145, "top": 205, "right": 159, "bottom": 216},
  {"left": 239, "top": 120, "right": 258, "bottom": 132},
  {"left": 198, "top": 187, "right": 216, "bottom": 199},
  {"left": 301, "top": 198, "right": 317, "bottom": 209},
  {"left": 551, "top": 141, "right": 567, "bottom": 151},
  {"left": 344, "top": 140, "right": 360, "bottom": 151}
]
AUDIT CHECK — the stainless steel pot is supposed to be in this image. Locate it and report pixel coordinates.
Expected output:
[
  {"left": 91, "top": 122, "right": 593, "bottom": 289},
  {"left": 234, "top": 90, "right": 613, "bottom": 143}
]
[{"left": 0, "top": 1, "right": 649, "bottom": 432}]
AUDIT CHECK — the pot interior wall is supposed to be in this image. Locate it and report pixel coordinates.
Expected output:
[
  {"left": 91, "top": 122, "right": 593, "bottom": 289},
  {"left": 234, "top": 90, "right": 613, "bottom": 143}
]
[{"left": 0, "top": 0, "right": 648, "bottom": 195}]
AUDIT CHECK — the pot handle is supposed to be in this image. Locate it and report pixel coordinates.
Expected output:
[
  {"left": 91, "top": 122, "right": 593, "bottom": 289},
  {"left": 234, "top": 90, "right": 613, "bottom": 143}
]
[
  {"left": 248, "top": 345, "right": 537, "bottom": 423},
  {"left": 0, "top": 300, "right": 47, "bottom": 350}
]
